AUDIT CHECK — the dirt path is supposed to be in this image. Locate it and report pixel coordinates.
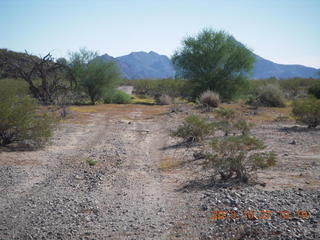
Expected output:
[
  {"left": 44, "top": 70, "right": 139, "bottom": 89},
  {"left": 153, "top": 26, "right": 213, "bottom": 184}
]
[
  {"left": 0, "top": 105, "right": 210, "bottom": 240},
  {"left": 2, "top": 104, "right": 319, "bottom": 240}
]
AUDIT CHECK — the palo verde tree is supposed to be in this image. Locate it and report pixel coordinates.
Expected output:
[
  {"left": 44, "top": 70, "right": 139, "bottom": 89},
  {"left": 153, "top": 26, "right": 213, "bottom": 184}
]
[
  {"left": 67, "top": 48, "right": 121, "bottom": 104},
  {"left": 172, "top": 29, "right": 255, "bottom": 100}
]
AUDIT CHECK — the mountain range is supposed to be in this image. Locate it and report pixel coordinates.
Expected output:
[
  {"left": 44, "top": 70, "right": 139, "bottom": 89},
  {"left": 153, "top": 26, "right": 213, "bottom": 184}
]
[{"left": 100, "top": 51, "right": 319, "bottom": 80}]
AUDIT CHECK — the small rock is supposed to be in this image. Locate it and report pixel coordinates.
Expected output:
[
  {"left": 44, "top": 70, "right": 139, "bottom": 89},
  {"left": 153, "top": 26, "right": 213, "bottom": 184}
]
[{"left": 289, "top": 140, "right": 297, "bottom": 145}]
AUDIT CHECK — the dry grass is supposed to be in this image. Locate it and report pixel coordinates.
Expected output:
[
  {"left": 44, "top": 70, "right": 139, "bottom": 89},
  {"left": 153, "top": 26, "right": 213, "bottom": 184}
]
[
  {"left": 219, "top": 103, "right": 293, "bottom": 123},
  {"left": 69, "top": 106, "right": 98, "bottom": 113},
  {"left": 159, "top": 157, "right": 181, "bottom": 170},
  {"left": 66, "top": 104, "right": 169, "bottom": 124},
  {"left": 131, "top": 95, "right": 156, "bottom": 104}
]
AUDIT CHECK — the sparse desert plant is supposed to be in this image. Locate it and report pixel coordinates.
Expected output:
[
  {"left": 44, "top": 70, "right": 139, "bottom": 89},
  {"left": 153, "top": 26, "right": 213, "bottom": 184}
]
[
  {"left": 213, "top": 107, "right": 253, "bottom": 136},
  {"left": 86, "top": 158, "right": 97, "bottom": 166},
  {"left": 131, "top": 79, "right": 157, "bottom": 96},
  {"left": 199, "top": 90, "right": 220, "bottom": 108},
  {"left": 52, "top": 90, "right": 78, "bottom": 117},
  {"left": 0, "top": 82, "right": 56, "bottom": 147},
  {"left": 131, "top": 78, "right": 187, "bottom": 99},
  {"left": 249, "top": 84, "right": 286, "bottom": 107},
  {"left": 205, "top": 135, "right": 276, "bottom": 182},
  {"left": 214, "top": 107, "right": 236, "bottom": 120},
  {"left": 213, "top": 107, "right": 236, "bottom": 136},
  {"left": 279, "top": 78, "right": 318, "bottom": 99},
  {"left": 233, "top": 119, "right": 254, "bottom": 136},
  {"left": 171, "top": 114, "right": 215, "bottom": 142},
  {"left": 292, "top": 97, "right": 320, "bottom": 128},
  {"left": 104, "top": 90, "right": 132, "bottom": 104},
  {"left": 158, "top": 94, "right": 172, "bottom": 105}
]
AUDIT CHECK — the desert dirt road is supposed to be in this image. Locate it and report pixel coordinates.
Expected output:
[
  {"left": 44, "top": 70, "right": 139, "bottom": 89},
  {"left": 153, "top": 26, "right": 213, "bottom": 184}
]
[
  {"left": 0, "top": 105, "right": 210, "bottom": 240},
  {"left": 1, "top": 104, "right": 320, "bottom": 240}
]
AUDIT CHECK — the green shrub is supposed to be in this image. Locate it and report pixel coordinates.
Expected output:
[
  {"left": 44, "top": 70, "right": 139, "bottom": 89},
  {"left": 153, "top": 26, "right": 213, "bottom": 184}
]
[
  {"left": 213, "top": 107, "right": 236, "bottom": 136},
  {"left": 249, "top": 84, "right": 286, "bottom": 107},
  {"left": 205, "top": 135, "right": 276, "bottom": 182},
  {"left": 104, "top": 90, "right": 132, "bottom": 104},
  {"left": 308, "top": 81, "right": 320, "bottom": 99},
  {"left": 131, "top": 78, "right": 187, "bottom": 98},
  {"left": 292, "top": 97, "right": 320, "bottom": 128},
  {"left": 250, "top": 78, "right": 318, "bottom": 99},
  {"left": 171, "top": 114, "right": 215, "bottom": 142},
  {"left": 0, "top": 82, "right": 56, "bottom": 147},
  {"left": 279, "top": 78, "right": 319, "bottom": 99},
  {"left": 86, "top": 158, "right": 97, "bottom": 166},
  {"left": 214, "top": 107, "right": 236, "bottom": 120},
  {"left": 131, "top": 79, "right": 157, "bottom": 96},
  {"left": 233, "top": 119, "right": 254, "bottom": 136},
  {"left": 199, "top": 90, "right": 220, "bottom": 108},
  {"left": 213, "top": 108, "right": 253, "bottom": 136}
]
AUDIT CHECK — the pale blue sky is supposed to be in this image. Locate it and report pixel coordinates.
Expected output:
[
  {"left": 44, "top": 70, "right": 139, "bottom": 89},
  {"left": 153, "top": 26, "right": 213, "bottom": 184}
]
[{"left": 1, "top": 0, "right": 319, "bottom": 68}]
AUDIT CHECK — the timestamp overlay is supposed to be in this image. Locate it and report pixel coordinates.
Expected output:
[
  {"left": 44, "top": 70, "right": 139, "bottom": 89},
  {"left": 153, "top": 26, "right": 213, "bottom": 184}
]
[{"left": 210, "top": 209, "right": 310, "bottom": 221}]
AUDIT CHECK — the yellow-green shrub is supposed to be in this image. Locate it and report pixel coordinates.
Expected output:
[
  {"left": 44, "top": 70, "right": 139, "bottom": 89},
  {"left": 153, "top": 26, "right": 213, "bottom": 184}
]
[
  {"left": 0, "top": 81, "right": 56, "bottom": 147},
  {"left": 205, "top": 135, "right": 276, "bottom": 182},
  {"left": 292, "top": 97, "right": 320, "bottom": 128},
  {"left": 171, "top": 114, "right": 215, "bottom": 142}
]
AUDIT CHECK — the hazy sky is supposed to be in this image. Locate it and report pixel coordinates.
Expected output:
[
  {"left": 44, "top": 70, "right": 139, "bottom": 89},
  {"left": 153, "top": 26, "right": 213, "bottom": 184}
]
[{"left": 1, "top": 0, "right": 319, "bottom": 68}]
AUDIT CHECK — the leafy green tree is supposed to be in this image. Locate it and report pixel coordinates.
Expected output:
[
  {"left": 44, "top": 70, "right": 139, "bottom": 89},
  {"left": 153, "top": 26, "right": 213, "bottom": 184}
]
[
  {"left": 68, "top": 48, "right": 121, "bottom": 104},
  {"left": 172, "top": 29, "right": 255, "bottom": 100}
]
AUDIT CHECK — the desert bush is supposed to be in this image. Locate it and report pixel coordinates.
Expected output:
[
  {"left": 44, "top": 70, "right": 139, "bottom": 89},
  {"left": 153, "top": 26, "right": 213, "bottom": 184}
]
[
  {"left": 52, "top": 90, "right": 78, "bottom": 117},
  {"left": 248, "top": 84, "right": 286, "bottom": 107},
  {"left": 131, "top": 79, "right": 157, "bottom": 96},
  {"left": 308, "top": 81, "right": 320, "bottom": 99},
  {"left": 158, "top": 94, "right": 172, "bottom": 105},
  {"left": 233, "top": 119, "right": 254, "bottom": 136},
  {"left": 292, "top": 97, "right": 320, "bottom": 128},
  {"left": 171, "top": 114, "right": 215, "bottom": 142},
  {"left": 156, "top": 78, "right": 187, "bottom": 98},
  {"left": 213, "top": 107, "right": 236, "bottom": 136},
  {"left": 86, "top": 158, "right": 98, "bottom": 166},
  {"left": 214, "top": 107, "right": 236, "bottom": 120},
  {"left": 279, "top": 78, "right": 319, "bottom": 99},
  {"left": 104, "top": 90, "right": 132, "bottom": 104},
  {"left": 0, "top": 82, "right": 56, "bottom": 147},
  {"left": 131, "top": 78, "right": 187, "bottom": 99},
  {"left": 199, "top": 90, "right": 220, "bottom": 108},
  {"left": 205, "top": 135, "right": 276, "bottom": 182},
  {"left": 250, "top": 78, "right": 318, "bottom": 99},
  {"left": 213, "top": 107, "right": 253, "bottom": 136}
]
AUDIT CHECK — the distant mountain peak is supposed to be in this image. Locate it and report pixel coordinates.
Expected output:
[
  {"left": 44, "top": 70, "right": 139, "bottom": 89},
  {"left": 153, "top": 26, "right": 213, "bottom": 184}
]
[
  {"left": 101, "top": 51, "right": 175, "bottom": 79},
  {"left": 100, "top": 51, "right": 319, "bottom": 80},
  {"left": 148, "top": 51, "right": 158, "bottom": 55}
]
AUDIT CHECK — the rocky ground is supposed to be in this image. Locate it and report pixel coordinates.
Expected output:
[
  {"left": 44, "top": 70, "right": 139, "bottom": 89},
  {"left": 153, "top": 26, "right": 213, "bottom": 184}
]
[{"left": 0, "top": 103, "right": 319, "bottom": 239}]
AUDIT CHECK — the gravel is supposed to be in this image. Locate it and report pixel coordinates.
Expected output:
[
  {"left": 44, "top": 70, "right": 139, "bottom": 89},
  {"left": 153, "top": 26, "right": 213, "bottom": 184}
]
[{"left": 0, "top": 105, "right": 319, "bottom": 239}]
